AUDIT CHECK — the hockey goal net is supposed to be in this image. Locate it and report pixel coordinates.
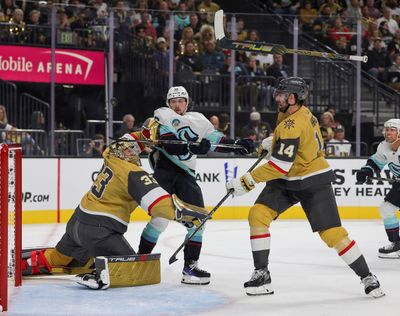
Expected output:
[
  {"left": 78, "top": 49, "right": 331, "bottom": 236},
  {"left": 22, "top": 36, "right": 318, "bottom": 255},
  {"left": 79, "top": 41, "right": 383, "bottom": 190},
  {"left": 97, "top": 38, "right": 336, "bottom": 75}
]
[{"left": 0, "top": 144, "right": 22, "bottom": 312}]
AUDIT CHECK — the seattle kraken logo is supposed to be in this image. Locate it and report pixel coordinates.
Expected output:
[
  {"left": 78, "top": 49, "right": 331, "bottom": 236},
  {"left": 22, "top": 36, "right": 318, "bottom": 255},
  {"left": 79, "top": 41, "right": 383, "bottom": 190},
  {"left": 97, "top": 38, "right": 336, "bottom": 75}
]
[
  {"left": 224, "top": 162, "right": 238, "bottom": 183},
  {"left": 177, "top": 126, "right": 199, "bottom": 161}
]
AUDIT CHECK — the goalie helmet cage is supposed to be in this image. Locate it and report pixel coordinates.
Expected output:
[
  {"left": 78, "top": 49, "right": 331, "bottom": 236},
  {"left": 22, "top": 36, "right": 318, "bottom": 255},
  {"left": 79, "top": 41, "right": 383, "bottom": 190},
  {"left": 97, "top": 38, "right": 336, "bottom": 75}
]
[{"left": 0, "top": 144, "right": 22, "bottom": 312}]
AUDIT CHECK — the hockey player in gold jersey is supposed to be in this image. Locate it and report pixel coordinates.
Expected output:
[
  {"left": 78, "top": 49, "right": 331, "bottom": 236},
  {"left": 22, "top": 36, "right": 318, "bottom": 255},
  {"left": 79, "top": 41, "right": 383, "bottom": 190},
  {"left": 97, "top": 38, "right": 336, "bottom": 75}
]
[
  {"left": 227, "top": 77, "right": 385, "bottom": 298},
  {"left": 22, "top": 132, "right": 210, "bottom": 289}
]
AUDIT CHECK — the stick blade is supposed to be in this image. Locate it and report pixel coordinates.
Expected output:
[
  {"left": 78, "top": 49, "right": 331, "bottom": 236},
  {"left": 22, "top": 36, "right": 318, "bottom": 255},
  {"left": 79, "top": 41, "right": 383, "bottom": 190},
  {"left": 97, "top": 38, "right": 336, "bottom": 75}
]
[
  {"left": 169, "top": 255, "right": 178, "bottom": 265},
  {"left": 214, "top": 10, "right": 225, "bottom": 41}
]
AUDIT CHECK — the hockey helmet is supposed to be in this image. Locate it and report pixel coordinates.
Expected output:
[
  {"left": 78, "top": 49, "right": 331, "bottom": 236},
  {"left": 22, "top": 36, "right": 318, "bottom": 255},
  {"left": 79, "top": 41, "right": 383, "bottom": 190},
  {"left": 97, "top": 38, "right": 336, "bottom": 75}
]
[
  {"left": 274, "top": 77, "right": 308, "bottom": 102},
  {"left": 108, "top": 138, "right": 141, "bottom": 165},
  {"left": 166, "top": 86, "right": 189, "bottom": 109},
  {"left": 383, "top": 118, "right": 400, "bottom": 142}
]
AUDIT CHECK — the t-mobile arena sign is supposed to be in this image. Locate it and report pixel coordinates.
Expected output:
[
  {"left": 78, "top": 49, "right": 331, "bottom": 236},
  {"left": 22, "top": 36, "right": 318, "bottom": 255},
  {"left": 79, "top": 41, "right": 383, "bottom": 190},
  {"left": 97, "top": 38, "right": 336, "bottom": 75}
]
[{"left": 0, "top": 45, "right": 105, "bottom": 85}]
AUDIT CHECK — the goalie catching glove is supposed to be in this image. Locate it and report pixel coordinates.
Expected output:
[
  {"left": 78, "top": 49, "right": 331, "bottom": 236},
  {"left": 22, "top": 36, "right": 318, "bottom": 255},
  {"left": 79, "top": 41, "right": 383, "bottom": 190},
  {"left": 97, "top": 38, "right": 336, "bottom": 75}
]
[
  {"left": 172, "top": 194, "right": 210, "bottom": 228},
  {"left": 257, "top": 135, "right": 273, "bottom": 159},
  {"left": 226, "top": 172, "right": 256, "bottom": 196}
]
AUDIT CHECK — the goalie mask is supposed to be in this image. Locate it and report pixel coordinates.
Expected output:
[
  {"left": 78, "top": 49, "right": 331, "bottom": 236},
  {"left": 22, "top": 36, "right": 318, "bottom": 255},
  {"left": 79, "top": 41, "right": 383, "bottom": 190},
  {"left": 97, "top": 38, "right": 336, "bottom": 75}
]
[
  {"left": 274, "top": 77, "right": 308, "bottom": 113},
  {"left": 166, "top": 86, "right": 189, "bottom": 114},
  {"left": 383, "top": 118, "right": 400, "bottom": 143},
  {"left": 108, "top": 139, "right": 141, "bottom": 165}
]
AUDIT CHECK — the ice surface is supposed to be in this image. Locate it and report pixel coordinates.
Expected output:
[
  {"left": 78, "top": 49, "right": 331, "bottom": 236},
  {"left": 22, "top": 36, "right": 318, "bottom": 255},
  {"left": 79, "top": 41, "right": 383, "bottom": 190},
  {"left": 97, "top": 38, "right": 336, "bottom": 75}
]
[{"left": 7, "top": 220, "right": 399, "bottom": 315}]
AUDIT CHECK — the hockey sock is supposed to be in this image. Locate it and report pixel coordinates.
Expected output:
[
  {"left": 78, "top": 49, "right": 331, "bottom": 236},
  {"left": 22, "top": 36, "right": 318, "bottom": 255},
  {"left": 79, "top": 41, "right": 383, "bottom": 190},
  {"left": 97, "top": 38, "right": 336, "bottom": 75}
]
[
  {"left": 183, "top": 227, "right": 203, "bottom": 261},
  {"left": 335, "top": 238, "right": 370, "bottom": 279},
  {"left": 138, "top": 221, "right": 163, "bottom": 254},
  {"left": 383, "top": 217, "right": 400, "bottom": 242},
  {"left": 250, "top": 227, "right": 271, "bottom": 269}
]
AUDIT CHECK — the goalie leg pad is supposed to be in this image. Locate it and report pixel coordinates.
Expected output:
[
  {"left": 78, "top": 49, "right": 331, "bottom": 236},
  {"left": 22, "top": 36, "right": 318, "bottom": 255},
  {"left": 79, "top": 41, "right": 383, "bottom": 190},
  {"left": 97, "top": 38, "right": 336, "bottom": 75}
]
[{"left": 106, "top": 253, "right": 161, "bottom": 287}]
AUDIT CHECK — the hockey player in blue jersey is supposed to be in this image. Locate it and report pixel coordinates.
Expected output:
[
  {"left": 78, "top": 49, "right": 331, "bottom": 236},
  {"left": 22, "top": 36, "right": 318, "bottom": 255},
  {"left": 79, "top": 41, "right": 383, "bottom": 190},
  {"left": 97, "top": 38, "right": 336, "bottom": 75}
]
[{"left": 357, "top": 118, "right": 400, "bottom": 258}]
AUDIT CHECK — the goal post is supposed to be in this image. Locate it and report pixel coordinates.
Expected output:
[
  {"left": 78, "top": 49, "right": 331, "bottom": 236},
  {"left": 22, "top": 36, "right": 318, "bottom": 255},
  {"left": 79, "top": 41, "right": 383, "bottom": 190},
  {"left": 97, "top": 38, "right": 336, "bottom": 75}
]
[{"left": 0, "top": 144, "right": 22, "bottom": 312}]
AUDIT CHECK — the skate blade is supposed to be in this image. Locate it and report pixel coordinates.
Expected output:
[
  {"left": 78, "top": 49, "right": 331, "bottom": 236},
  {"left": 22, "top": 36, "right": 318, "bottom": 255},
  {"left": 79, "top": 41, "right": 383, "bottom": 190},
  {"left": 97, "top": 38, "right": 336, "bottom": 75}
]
[
  {"left": 368, "top": 288, "right": 386, "bottom": 298},
  {"left": 181, "top": 275, "right": 210, "bottom": 285},
  {"left": 378, "top": 251, "right": 400, "bottom": 259},
  {"left": 245, "top": 285, "right": 274, "bottom": 296}
]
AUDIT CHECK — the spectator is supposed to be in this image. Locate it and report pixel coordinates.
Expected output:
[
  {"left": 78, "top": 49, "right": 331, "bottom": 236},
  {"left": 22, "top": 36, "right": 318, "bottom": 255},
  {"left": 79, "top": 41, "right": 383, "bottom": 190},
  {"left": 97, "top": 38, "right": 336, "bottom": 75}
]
[
  {"left": 326, "top": 126, "right": 352, "bottom": 157},
  {"left": 200, "top": 40, "right": 225, "bottom": 71},
  {"left": 386, "top": 53, "right": 400, "bottom": 90},
  {"left": 198, "top": 24, "right": 214, "bottom": 53},
  {"left": 174, "top": 2, "right": 190, "bottom": 32},
  {"left": 387, "top": 28, "right": 400, "bottom": 56},
  {"left": 325, "top": 105, "right": 342, "bottom": 129},
  {"left": 197, "top": 0, "right": 220, "bottom": 24},
  {"left": 319, "top": 0, "right": 342, "bottom": 16},
  {"left": 177, "top": 41, "right": 203, "bottom": 73},
  {"left": 240, "top": 111, "right": 272, "bottom": 141},
  {"left": 377, "top": 7, "right": 399, "bottom": 35},
  {"left": 379, "top": 21, "right": 394, "bottom": 48},
  {"left": 266, "top": 54, "right": 291, "bottom": 79},
  {"left": 132, "top": 23, "right": 154, "bottom": 54},
  {"left": 209, "top": 115, "right": 219, "bottom": 129},
  {"left": 218, "top": 112, "right": 230, "bottom": 137},
  {"left": 29, "top": 111, "right": 46, "bottom": 130},
  {"left": 188, "top": 13, "right": 201, "bottom": 38},
  {"left": 2, "top": 0, "right": 18, "bottom": 21},
  {"left": 320, "top": 111, "right": 335, "bottom": 144},
  {"left": 0, "top": 105, "right": 11, "bottom": 129},
  {"left": 177, "top": 26, "right": 198, "bottom": 56},
  {"left": 364, "top": 37, "right": 391, "bottom": 81},
  {"left": 153, "top": 0, "right": 169, "bottom": 37},
  {"left": 57, "top": 8, "right": 71, "bottom": 30},
  {"left": 153, "top": 36, "right": 169, "bottom": 92},
  {"left": 328, "top": 17, "right": 352, "bottom": 53},
  {"left": 85, "top": 133, "right": 106, "bottom": 158},
  {"left": 236, "top": 17, "right": 248, "bottom": 41},
  {"left": 347, "top": 0, "right": 363, "bottom": 29},
  {"left": 115, "top": 114, "right": 138, "bottom": 138},
  {"left": 299, "top": 1, "right": 318, "bottom": 32},
  {"left": 140, "top": 11, "right": 156, "bottom": 39},
  {"left": 365, "top": 0, "right": 381, "bottom": 20}
]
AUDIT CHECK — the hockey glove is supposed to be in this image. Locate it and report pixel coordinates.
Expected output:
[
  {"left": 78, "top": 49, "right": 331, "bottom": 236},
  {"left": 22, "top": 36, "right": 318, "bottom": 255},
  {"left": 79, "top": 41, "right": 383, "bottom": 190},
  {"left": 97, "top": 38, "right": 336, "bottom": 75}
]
[
  {"left": 234, "top": 138, "right": 255, "bottom": 155},
  {"left": 226, "top": 172, "right": 256, "bottom": 196},
  {"left": 356, "top": 166, "right": 374, "bottom": 184},
  {"left": 172, "top": 194, "right": 209, "bottom": 228},
  {"left": 188, "top": 138, "right": 211, "bottom": 155},
  {"left": 257, "top": 135, "right": 273, "bottom": 159}
]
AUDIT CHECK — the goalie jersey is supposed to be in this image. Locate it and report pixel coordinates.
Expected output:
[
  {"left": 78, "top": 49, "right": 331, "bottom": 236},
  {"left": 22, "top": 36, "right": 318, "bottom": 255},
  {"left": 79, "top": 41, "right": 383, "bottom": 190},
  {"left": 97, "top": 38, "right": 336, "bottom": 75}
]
[
  {"left": 251, "top": 106, "right": 336, "bottom": 190},
  {"left": 368, "top": 141, "right": 400, "bottom": 177},
  {"left": 151, "top": 107, "right": 223, "bottom": 176},
  {"left": 77, "top": 146, "right": 173, "bottom": 234}
]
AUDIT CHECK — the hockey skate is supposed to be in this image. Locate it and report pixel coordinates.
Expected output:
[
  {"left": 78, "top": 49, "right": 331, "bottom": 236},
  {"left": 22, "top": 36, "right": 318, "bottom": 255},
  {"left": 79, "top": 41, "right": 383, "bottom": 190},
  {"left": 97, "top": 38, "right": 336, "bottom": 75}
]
[
  {"left": 76, "top": 257, "right": 110, "bottom": 290},
  {"left": 181, "top": 260, "right": 210, "bottom": 285},
  {"left": 361, "top": 273, "right": 385, "bottom": 298},
  {"left": 244, "top": 268, "right": 274, "bottom": 296},
  {"left": 378, "top": 241, "right": 400, "bottom": 259}
]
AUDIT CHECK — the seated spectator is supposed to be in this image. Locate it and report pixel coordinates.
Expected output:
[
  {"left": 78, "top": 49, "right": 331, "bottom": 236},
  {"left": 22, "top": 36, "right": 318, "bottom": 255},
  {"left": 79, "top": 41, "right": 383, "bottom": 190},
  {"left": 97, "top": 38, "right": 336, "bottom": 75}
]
[
  {"left": 188, "top": 13, "right": 201, "bottom": 38},
  {"left": 328, "top": 17, "right": 352, "bottom": 53},
  {"left": 299, "top": 1, "right": 318, "bottom": 32},
  {"left": 379, "top": 21, "right": 394, "bottom": 48},
  {"left": 115, "top": 114, "right": 138, "bottom": 138},
  {"left": 218, "top": 112, "right": 230, "bottom": 137},
  {"left": 376, "top": 7, "right": 399, "bottom": 35},
  {"left": 240, "top": 111, "right": 272, "bottom": 141},
  {"left": 236, "top": 17, "right": 248, "bottom": 41},
  {"left": 177, "top": 41, "right": 203, "bottom": 73},
  {"left": 326, "top": 126, "right": 352, "bottom": 157},
  {"left": 85, "top": 133, "right": 106, "bottom": 158},
  {"left": 347, "top": 0, "right": 363, "bottom": 30},
  {"left": 364, "top": 37, "right": 391, "bottom": 81},
  {"left": 266, "top": 54, "right": 291, "bottom": 79},
  {"left": 319, "top": 0, "right": 342, "bottom": 16},
  {"left": 365, "top": 0, "right": 381, "bottom": 20},
  {"left": 272, "top": 0, "right": 300, "bottom": 16},
  {"left": 8, "top": 8, "right": 25, "bottom": 42},
  {"left": 198, "top": 24, "right": 214, "bottom": 53},
  {"left": 153, "top": 1, "right": 170, "bottom": 37},
  {"left": 0, "top": 105, "right": 11, "bottom": 130},
  {"left": 387, "top": 28, "right": 400, "bottom": 56},
  {"left": 174, "top": 2, "right": 190, "bottom": 32},
  {"left": 386, "top": 53, "right": 400, "bottom": 90},
  {"left": 319, "top": 111, "right": 335, "bottom": 144},
  {"left": 131, "top": 23, "right": 154, "bottom": 54},
  {"left": 177, "top": 26, "right": 198, "bottom": 56},
  {"left": 29, "top": 111, "right": 46, "bottom": 130},
  {"left": 2, "top": 0, "right": 18, "bottom": 21},
  {"left": 201, "top": 40, "right": 225, "bottom": 72},
  {"left": 153, "top": 37, "right": 169, "bottom": 92},
  {"left": 197, "top": 0, "right": 220, "bottom": 24},
  {"left": 325, "top": 105, "right": 342, "bottom": 129}
]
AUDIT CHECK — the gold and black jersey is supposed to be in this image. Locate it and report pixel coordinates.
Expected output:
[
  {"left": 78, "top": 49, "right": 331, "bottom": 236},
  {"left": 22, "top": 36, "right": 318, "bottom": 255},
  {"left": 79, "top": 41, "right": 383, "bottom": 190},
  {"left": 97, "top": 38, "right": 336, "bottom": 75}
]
[
  {"left": 251, "top": 106, "right": 335, "bottom": 190},
  {"left": 77, "top": 146, "right": 173, "bottom": 233}
]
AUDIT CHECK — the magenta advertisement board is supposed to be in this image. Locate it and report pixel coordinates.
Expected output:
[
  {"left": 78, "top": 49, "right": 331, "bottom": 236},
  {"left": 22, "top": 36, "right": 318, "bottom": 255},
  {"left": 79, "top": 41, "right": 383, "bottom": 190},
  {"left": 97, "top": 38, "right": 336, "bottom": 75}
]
[{"left": 0, "top": 45, "right": 105, "bottom": 85}]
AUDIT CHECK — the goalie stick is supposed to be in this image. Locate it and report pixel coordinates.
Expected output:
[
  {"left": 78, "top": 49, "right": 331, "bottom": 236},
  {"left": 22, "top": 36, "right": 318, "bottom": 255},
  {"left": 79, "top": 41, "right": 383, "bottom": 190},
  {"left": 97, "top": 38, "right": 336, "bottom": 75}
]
[
  {"left": 169, "top": 151, "right": 268, "bottom": 265},
  {"left": 214, "top": 10, "right": 368, "bottom": 63}
]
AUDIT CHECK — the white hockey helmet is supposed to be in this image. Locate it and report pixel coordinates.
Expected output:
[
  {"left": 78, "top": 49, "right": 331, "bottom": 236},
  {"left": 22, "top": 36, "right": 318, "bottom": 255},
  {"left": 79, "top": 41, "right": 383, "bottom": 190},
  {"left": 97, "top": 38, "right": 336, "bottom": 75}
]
[
  {"left": 383, "top": 118, "right": 400, "bottom": 142},
  {"left": 166, "top": 86, "right": 189, "bottom": 109}
]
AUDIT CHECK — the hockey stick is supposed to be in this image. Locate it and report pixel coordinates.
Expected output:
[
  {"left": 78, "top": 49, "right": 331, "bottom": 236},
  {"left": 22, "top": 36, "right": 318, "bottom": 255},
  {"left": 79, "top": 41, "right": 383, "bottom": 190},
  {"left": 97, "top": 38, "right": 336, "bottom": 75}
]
[
  {"left": 367, "top": 176, "right": 400, "bottom": 184},
  {"left": 110, "top": 137, "right": 249, "bottom": 153},
  {"left": 168, "top": 152, "right": 268, "bottom": 265},
  {"left": 214, "top": 10, "right": 368, "bottom": 63}
]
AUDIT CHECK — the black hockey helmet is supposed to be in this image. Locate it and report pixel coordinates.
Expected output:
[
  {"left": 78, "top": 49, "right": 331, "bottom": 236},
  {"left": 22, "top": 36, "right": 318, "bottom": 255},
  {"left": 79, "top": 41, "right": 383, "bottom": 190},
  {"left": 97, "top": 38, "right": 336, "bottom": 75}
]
[{"left": 274, "top": 77, "right": 308, "bottom": 102}]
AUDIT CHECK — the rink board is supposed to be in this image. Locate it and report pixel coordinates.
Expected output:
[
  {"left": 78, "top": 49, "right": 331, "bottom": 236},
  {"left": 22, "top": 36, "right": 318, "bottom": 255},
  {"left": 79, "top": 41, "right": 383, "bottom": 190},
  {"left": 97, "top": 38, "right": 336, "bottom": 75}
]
[{"left": 21, "top": 158, "right": 397, "bottom": 223}]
